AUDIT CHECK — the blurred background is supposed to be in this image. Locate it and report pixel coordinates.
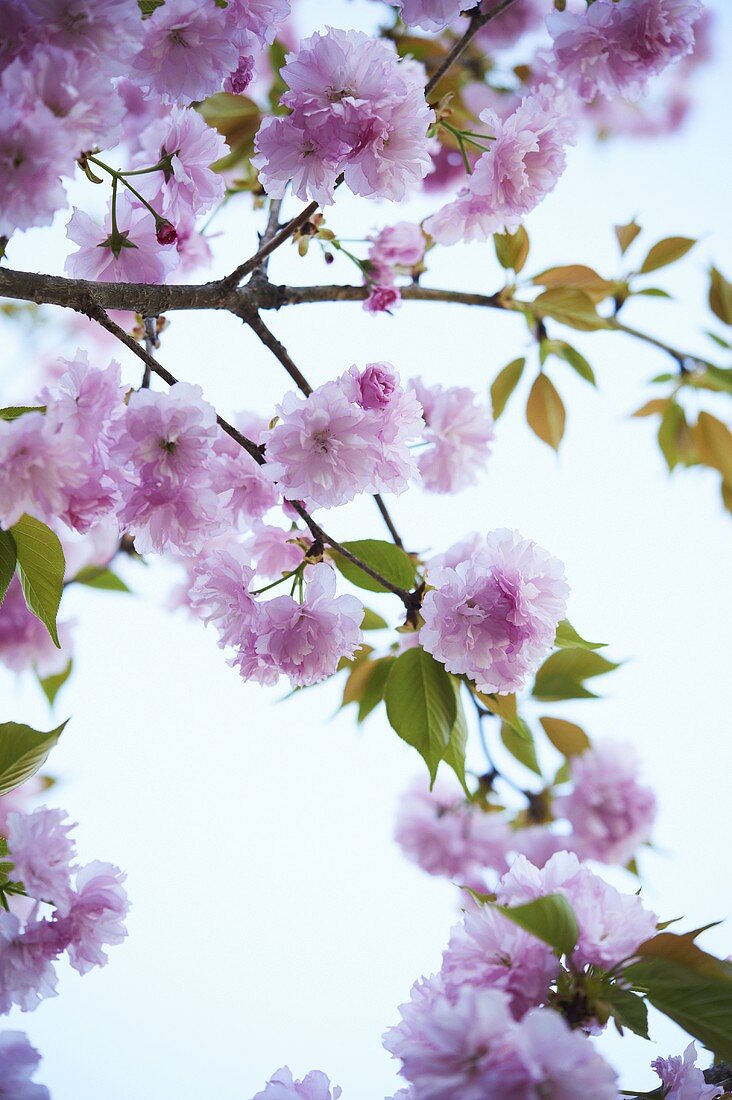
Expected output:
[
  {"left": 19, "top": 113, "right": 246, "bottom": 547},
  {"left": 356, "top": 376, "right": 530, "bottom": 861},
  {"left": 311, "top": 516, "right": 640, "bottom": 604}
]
[{"left": 2, "top": 1, "right": 731, "bottom": 1096}]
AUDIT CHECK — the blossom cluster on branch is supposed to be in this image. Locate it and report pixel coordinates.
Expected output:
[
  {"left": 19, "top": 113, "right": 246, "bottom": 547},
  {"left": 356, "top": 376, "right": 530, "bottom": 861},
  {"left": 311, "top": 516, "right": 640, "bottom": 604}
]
[{"left": 0, "top": 0, "right": 730, "bottom": 1097}]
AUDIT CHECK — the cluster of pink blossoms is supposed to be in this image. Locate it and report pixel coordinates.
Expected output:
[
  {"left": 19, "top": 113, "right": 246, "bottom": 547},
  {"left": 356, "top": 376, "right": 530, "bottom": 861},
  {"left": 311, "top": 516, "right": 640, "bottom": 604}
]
[
  {"left": 0, "top": 0, "right": 290, "bottom": 251},
  {"left": 421, "top": 529, "right": 569, "bottom": 694},
  {"left": 395, "top": 740, "right": 657, "bottom": 887},
  {"left": 363, "top": 223, "right": 427, "bottom": 315},
  {"left": 546, "top": 0, "right": 703, "bottom": 103},
  {"left": 383, "top": 852, "right": 657, "bottom": 1099},
  {"left": 0, "top": 806, "right": 128, "bottom": 1015},
  {"left": 253, "top": 1066, "right": 342, "bottom": 1100},
  {"left": 253, "top": 28, "right": 434, "bottom": 204}
]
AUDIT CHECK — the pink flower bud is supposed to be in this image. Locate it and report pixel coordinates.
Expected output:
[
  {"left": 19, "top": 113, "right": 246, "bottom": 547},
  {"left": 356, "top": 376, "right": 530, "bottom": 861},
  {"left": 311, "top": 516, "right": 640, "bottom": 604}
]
[{"left": 155, "top": 220, "right": 177, "bottom": 246}]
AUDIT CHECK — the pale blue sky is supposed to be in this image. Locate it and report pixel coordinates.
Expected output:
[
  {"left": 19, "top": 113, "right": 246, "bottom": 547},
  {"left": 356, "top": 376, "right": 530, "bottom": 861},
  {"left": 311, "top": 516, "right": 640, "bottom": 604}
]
[{"left": 2, "top": 3, "right": 731, "bottom": 1097}]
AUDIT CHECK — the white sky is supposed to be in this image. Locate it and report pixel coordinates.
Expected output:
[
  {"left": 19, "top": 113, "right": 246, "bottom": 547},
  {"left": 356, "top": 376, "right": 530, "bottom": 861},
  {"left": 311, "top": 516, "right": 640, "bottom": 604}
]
[{"left": 2, "top": 2, "right": 732, "bottom": 1098}]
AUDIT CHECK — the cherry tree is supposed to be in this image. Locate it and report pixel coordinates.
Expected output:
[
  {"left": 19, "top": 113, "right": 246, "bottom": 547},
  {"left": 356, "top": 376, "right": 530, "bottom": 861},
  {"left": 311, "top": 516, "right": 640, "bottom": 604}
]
[{"left": 0, "top": 1, "right": 731, "bottom": 1097}]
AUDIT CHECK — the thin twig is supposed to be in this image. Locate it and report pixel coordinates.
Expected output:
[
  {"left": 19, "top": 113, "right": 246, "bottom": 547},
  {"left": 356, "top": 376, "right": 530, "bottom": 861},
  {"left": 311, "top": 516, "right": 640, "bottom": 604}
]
[
  {"left": 424, "top": 0, "right": 521, "bottom": 97},
  {"left": 142, "top": 315, "right": 158, "bottom": 388},
  {"left": 222, "top": 199, "right": 319, "bottom": 290}
]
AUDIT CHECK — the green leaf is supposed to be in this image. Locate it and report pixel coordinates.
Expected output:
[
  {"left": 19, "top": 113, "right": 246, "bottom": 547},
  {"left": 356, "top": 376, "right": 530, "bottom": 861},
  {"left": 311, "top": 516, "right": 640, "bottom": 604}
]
[
  {"left": 361, "top": 607, "right": 388, "bottom": 631},
  {"left": 501, "top": 721, "right": 541, "bottom": 776},
  {"left": 640, "top": 236, "right": 696, "bottom": 275},
  {"left": 11, "top": 515, "right": 66, "bottom": 647},
  {"left": 72, "top": 566, "right": 130, "bottom": 592},
  {"left": 0, "top": 720, "right": 67, "bottom": 797},
  {"left": 494, "top": 226, "right": 529, "bottom": 273},
  {"left": 443, "top": 680, "right": 470, "bottom": 794},
  {"left": 539, "top": 716, "right": 590, "bottom": 757},
  {"left": 331, "top": 540, "right": 416, "bottom": 594},
  {"left": 707, "top": 331, "right": 731, "bottom": 350},
  {"left": 533, "top": 288, "right": 609, "bottom": 332},
  {"left": 657, "top": 402, "right": 687, "bottom": 471},
  {"left": 532, "top": 649, "right": 620, "bottom": 701},
  {"left": 634, "top": 287, "right": 672, "bottom": 299},
  {"left": 0, "top": 406, "right": 46, "bottom": 421},
  {"left": 526, "top": 373, "right": 566, "bottom": 450},
  {"left": 601, "top": 984, "right": 650, "bottom": 1040},
  {"left": 624, "top": 934, "right": 732, "bottom": 1061},
  {"left": 615, "top": 220, "right": 641, "bottom": 255},
  {"left": 358, "top": 657, "right": 394, "bottom": 722},
  {"left": 0, "top": 529, "right": 16, "bottom": 607},
  {"left": 551, "top": 341, "right": 596, "bottom": 386},
  {"left": 497, "top": 894, "right": 579, "bottom": 956},
  {"left": 476, "top": 692, "right": 532, "bottom": 742},
  {"left": 554, "top": 620, "right": 606, "bottom": 651},
  {"left": 490, "top": 358, "right": 525, "bottom": 420},
  {"left": 709, "top": 267, "right": 732, "bottom": 325},
  {"left": 532, "top": 265, "right": 614, "bottom": 304},
  {"left": 37, "top": 659, "right": 73, "bottom": 707},
  {"left": 384, "top": 648, "right": 457, "bottom": 783}
]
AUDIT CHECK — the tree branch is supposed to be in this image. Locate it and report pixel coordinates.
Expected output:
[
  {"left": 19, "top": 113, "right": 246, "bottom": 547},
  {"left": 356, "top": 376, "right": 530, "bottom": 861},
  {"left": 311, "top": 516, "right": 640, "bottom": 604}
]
[{"left": 222, "top": 199, "right": 320, "bottom": 289}]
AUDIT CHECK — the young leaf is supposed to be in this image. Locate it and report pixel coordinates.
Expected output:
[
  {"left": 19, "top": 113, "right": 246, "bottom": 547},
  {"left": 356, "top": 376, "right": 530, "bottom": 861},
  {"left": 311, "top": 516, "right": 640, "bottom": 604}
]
[
  {"left": 331, "top": 539, "right": 416, "bottom": 594},
  {"left": 526, "top": 374, "right": 566, "bottom": 451},
  {"left": 0, "top": 529, "right": 16, "bottom": 607},
  {"left": 37, "top": 660, "right": 73, "bottom": 707},
  {"left": 532, "top": 265, "right": 614, "bottom": 304},
  {"left": 476, "top": 692, "right": 532, "bottom": 742},
  {"left": 358, "top": 657, "right": 394, "bottom": 723},
  {"left": 497, "top": 894, "right": 579, "bottom": 956},
  {"left": 533, "top": 288, "right": 609, "bottom": 332},
  {"left": 443, "top": 680, "right": 470, "bottom": 794},
  {"left": 657, "top": 402, "right": 688, "bottom": 472},
  {"left": 624, "top": 934, "right": 732, "bottom": 1061},
  {"left": 601, "top": 984, "right": 650, "bottom": 1040},
  {"left": 490, "top": 358, "right": 525, "bottom": 420},
  {"left": 552, "top": 342, "right": 596, "bottom": 386},
  {"left": 532, "top": 649, "right": 620, "bottom": 701},
  {"left": 539, "top": 716, "right": 590, "bottom": 757},
  {"left": 694, "top": 412, "right": 732, "bottom": 483},
  {"left": 72, "top": 566, "right": 131, "bottom": 592},
  {"left": 632, "top": 398, "right": 670, "bottom": 419},
  {"left": 554, "top": 620, "right": 606, "bottom": 651},
  {"left": 501, "top": 721, "right": 541, "bottom": 776},
  {"left": 0, "top": 406, "right": 46, "bottom": 421},
  {"left": 11, "top": 515, "right": 66, "bottom": 647},
  {"left": 0, "top": 720, "right": 67, "bottom": 797},
  {"left": 494, "top": 226, "right": 529, "bottom": 273},
  {"left": 709, "top": 267, "right": 732, "bottom": 325},
  {"left": 639, "top": 236, "right": 696, "bottom": 275},
  {"left": 384, "top": 647, "right": 457, "bottom": 783},
  {"left": 615, "top": 220, "right": 641, "bottom": 254},
  {"left": 361, "top": 608, "right": 388, "bottom": 631}
]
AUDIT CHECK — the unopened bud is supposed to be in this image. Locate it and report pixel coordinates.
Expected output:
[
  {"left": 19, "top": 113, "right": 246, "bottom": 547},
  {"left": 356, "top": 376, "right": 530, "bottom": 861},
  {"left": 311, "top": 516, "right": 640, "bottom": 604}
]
[{"left": 156, "top": 220, "right": 177, "bottom": 246}]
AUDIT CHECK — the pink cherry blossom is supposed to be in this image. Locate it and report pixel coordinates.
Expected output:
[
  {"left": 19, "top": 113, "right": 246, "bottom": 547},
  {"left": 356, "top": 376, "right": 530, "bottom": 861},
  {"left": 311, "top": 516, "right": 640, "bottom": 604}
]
[
  {"left": 65, "top": 196, "right": 178, "bottom": 285},
  {"left": 188, "top": 543, "right": 258, "bottom": 649},
  {"left": 210, "top": 431, "right": 278, "bottom": 527},
  {"left": 233, "top": 564, "right": 363, "bottom": 688},
  {"left": 395, "top": 0, "right": 473, "bottom": 33},
  {"left": 245, "top": 525, "right": 306, "bottom": 581},
  {"left": 0, "top": 580, "right": 73, "bottom": 679},
  {"left": 384, "top": 983, "right": 534, "bottom": 1100},
  {"left": 420, "top": 529, "right": 569, "bottom": 693},
  {"left": 59, "top": 861, "right": 129, "bottom": 975},
  {"left": 0, "top": 1030, "right": 50, "bottom": 1100},
  {"left": 519, "top": 1006, "right": 619, "bottom": 1098},
  {"left": 253, "top": 1065, "right": 342, "bottom": 1100},
  {"left": 441, "top": 904, "right": 559, "bottom": 1018},
  {"left": 135, "top": 106, "right": 228, "bottom": 220},
  {"left": 0, "top": 913, "right": 59, "bottom": 1014},
  {"left": 651, "top": 1044, "right": 721, "bottom": 1100},
  {"left": 364, "top": 285, "right": 402, "bottom": 314},
  {"left": 132, "top": 0, "right": 240, "bottom": 104},
  {"left": 409, "top": 379, "right": 493, "bottom": 494},
  {"left": 253, "top": 29, "right": 433, "bottom": 205},
  {"left": 556, "top": 741, "right": 657, "bottom": 865},
  {"left": 370, "top": 222, "right": 426, "bottom": 271},
  {"left": 425, "top": 86, "right": 575, "bottom": 245},
  {"left": 0, "top": 88, "right": 69, "bottom": 237},
  {"left": 6, "top": 808, "right": 76, "bottom": 915},
  {"left": 476, "top": 0, "right": 545, "bottom": 50},
  {"left": 394, "top": 776, "right": 511, "bottom": 879},
  {"left": 24, "top": 0, "right": 143, "bottom": 72}
]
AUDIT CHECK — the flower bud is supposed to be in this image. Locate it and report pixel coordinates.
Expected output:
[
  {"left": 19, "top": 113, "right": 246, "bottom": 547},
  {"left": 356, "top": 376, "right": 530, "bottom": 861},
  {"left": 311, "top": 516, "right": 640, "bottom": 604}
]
[{"left": 155, "top": 220, "right": 177, "bottom": 246}]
